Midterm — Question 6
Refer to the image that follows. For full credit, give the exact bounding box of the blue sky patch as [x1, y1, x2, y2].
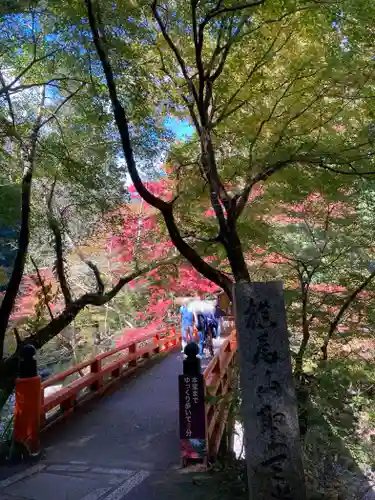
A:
[164, 117, 194, 140]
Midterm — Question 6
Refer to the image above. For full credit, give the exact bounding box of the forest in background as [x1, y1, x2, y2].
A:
[2, 0, 375, 497]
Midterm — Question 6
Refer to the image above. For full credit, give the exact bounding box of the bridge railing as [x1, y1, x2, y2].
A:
[203, 328, 237, 458]
[13, 327, 180, 455]
[41, 327, 180, 429]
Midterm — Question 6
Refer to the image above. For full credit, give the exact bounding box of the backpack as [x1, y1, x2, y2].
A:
[206, 315, 218, 338]
[196, 313, 205, 331]
[207, 314, 218, 329]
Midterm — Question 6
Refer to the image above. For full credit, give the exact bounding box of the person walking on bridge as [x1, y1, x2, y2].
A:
[179, 301, 194, 352]
[214, 300, 225, 339]
[203, 310, 217, 357]
[195, 309, 206, 358]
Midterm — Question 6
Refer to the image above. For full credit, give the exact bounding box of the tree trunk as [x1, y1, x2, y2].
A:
[224, 227, 251, 283]
[0, 89, 45, 358]
[295, 282, 310, 378]
[0, 168, 32, 357]
[234, 281, 306, 500]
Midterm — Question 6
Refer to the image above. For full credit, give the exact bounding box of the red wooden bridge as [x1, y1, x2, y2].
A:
[1, 320, 237, 500]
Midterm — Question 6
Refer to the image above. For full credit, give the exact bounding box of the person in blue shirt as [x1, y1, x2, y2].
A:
[179, 303, 194, 351]
[195, 310, 206, 358]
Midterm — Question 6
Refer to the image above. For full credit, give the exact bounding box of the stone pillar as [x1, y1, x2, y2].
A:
[235, 281, 306, 500]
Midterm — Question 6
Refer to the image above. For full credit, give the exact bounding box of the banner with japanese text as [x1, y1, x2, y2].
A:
[178, 374, 207, 461]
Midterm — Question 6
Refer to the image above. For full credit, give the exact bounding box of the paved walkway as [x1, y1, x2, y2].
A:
[0, 341, 223, 500]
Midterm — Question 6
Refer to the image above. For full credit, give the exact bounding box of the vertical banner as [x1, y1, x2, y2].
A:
[178, 374, 207, 463]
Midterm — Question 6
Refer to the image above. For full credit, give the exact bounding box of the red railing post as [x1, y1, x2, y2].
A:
[129, 343, 137, 367]
[40, 388, 45, 429]
[111, 365, 121, 378]
[142, 341, 151, 359]
[14, 375, 42, 456]
[90, 359, 102, 391]
[154, 334, 160, 354]
[60, 395, 75, 414]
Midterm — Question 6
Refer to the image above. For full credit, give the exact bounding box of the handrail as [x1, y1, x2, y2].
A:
[203, 329, 237, 458]
[41, 327, 180, 429]
[43, 330, 169, 388]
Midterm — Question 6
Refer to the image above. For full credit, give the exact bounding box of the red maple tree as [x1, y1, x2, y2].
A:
[107, 182, 221, 341]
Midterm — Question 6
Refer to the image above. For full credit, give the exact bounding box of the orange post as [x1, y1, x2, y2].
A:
[14, 375, 42, 455]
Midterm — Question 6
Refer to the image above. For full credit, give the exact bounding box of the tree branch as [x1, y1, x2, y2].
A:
[235, 144, 375, 220]
[152, 1, 200, 107]
[182, 230, 221, 243]
[38, 84, 85, 130]
[212, 27, 292, 126]
[316, 163, 375, 176]
[47, 180, 72, 306]
[202, 0, 264, 26]
[0, 51, 58, 97]
[0, 256, 182, 385]
[85, 261, 105, 294]
[0, 87, 46, 358]
[210, 17, 246, 83]
[86, 0, 233, 299]
[294, 270, 312, 377]
[30, 256, 54, 321]
[13, 328, 22, 349]
[321, 270, 375, 360]
[235, 159, 290, 219]
[19, 257, 182, 350]
[191, 0, 205, 107]
[153, 1, 232, 216]
[7, 77, 89, 96]
[0, 69, 16, 127]
[205, 17, 226, 77]
[156, 45, 201, 131]
[63, 228, 105, 295]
